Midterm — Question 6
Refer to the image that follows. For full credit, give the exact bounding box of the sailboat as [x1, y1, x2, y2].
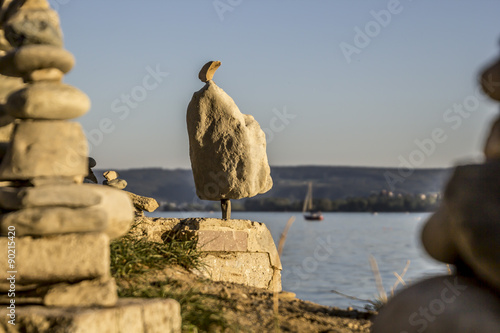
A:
[303, 182, 324, 221]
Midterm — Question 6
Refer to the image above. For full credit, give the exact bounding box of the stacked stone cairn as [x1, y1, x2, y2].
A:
[372, 53, 500, 332]
[187, 61, 273, 219]
[0, 0, 136, 309]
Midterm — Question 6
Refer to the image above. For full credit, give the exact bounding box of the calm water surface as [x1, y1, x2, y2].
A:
[147, 211, 447, 309]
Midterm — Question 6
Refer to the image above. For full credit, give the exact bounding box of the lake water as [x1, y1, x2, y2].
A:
[147, 211, 447, 309]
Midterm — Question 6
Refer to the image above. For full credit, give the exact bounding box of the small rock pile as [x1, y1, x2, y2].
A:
[372, 52, 500, 332]
[103, 170, 159, 216]
[0, 0, 134, 307]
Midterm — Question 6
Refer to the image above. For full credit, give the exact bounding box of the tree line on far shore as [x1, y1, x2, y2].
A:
[160, 191, 441, 213]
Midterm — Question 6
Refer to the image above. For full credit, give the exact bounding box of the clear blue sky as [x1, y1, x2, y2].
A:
[57, 0, 500, 170]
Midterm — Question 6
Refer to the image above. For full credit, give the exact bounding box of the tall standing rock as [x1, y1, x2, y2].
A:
[187, 61, 272, 218]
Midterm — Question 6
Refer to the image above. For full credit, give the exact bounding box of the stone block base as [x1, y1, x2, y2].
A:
[0, 298, 181, 333]
[130, 217, 282, 291]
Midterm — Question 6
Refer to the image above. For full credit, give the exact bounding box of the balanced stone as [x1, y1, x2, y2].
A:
[6, 81, 90, 119]
[0, 44, 74, 77]
[103, 170, 118, 181]
[444, 162, 500, 293]
[3, 7, 63, 47]
[0, 206, 107, 236]
[198, 60, 221, 82]
[372, 275, 500, 333]
[0, 120, 87, 180]
[0, 233, 110, 284]
[26, 67, 64, 82]
[187, 80, 272, 200]
[481, 57, 500, 101]
[104, 178, 127, 189]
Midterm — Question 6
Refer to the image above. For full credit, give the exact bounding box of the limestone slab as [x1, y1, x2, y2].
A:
[0, 233, 109, 284]
[43, 278, 117, 307]
[0, 298, 181, 333]
[6, 82, 90, 119]
[0, 44, 74, 78]
[0, 120, 87, 180]
[0, 184, 103, 210]
[93, 184, 134, 239]
[187, 80, 272, 200]
[125, 191, 159, 212]
[0, 206, 108, 236]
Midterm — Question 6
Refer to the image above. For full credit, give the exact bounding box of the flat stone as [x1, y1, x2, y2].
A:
[198, 60, 221, 82]
[444, 162, 500, 293]
[0, 44, 74, 78]
[6, 81, 90, 119]
[26, 67, 63, 82]
[0, 206, 107, 236]
[104, 178, 127, 190]
[0, 184, 103, 210]
[0, 298, 181, 333]
[4, 8, 63, 47]
[125, 190, 159, 212]
[29, 175, 84, 186]
[372, 275, 500, 333]
[129, 217, 282, 291]
[187, 80, 273, 200]
[43, 278, 117, 307]
[0, 233, 109, 284]
[0, 120, 87, 180]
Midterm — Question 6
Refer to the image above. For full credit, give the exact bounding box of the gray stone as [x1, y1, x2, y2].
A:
[4, 7, 63, 47]
[372, 275, 500, 333]
[6, 81, 90, 119]
[43, 278, 117, 307]
[125, 190, 159, 212]
[0, 44, 74, 78]
[0, 206, 107, 236]
[444, 162, 500, 293]
[0, 233, 110, 284]
[187, 80, 272, 200]
[481, 57, 500, 101]
[0, 183, 103, 210]
[0, 298, 181, 333]
[0, 120, 88, 180]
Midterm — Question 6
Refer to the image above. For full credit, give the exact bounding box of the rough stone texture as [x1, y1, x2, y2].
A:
[0, 233, 109, 284]
[0, 184, 102, 210]
[198, 60, 221, 82]
[0, 44, 74, 77]
[103, 170, 118, 181]
[130, 217, 282, 291]
[0, 74, 24, 142]
[125, 190, 159, 212]
[444, 162, 500, 293]
[187, 80, 272, 200]
[372, 275, 500, 333]
[0, 298, 181, 333]
[4, 7, 63, 47]
[0, 206, 108, 236]
[104, 178, 127, 190]
[6, 82, 90, 119]
[484, 115, 500, 160]
[43, 278, 117, 307]
[0, 120, 87, 180]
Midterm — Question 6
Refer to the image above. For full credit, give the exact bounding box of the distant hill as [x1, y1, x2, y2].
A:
[95, 166, 452, 205]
